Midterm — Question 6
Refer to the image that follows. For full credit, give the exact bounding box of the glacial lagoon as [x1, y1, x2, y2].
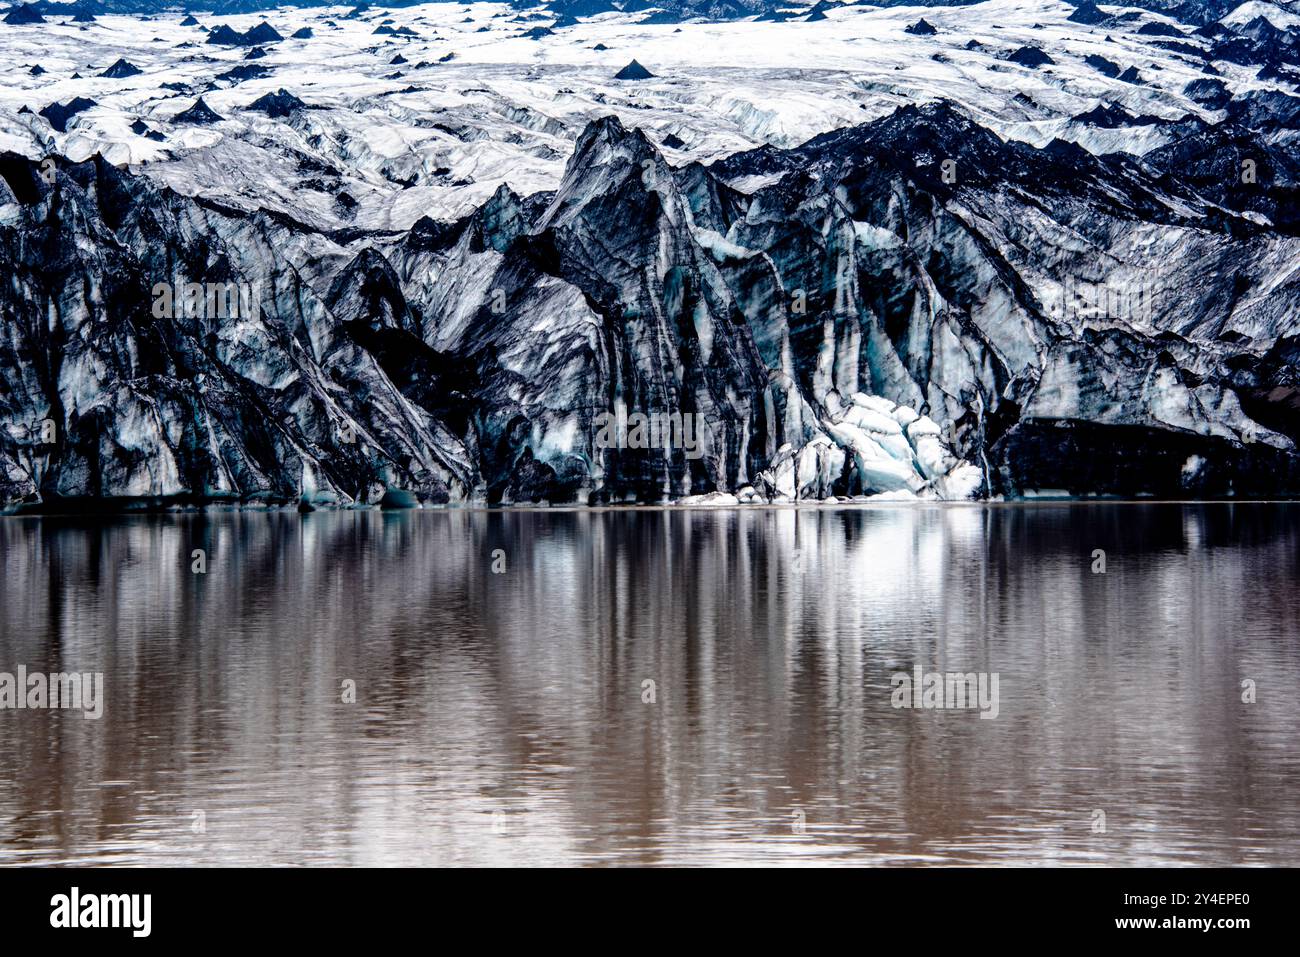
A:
[1, 503, 1298, 865]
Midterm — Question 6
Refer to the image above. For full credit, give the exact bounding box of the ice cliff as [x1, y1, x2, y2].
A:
[3, 98, 1300, 508]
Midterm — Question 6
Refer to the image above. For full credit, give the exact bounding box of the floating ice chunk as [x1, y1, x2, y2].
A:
[678, 491, 740, 506]
[859, 490, 918, 502]
[820, 394, 982, 499]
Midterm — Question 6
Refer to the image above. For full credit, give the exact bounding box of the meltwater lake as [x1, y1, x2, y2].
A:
[1, 503, 1298, 866]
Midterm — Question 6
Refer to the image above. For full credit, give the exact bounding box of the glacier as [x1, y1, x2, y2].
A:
[2, 0, 1300, 508]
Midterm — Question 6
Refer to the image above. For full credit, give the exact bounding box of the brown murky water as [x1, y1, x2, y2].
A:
[1, 503, 1298, 866]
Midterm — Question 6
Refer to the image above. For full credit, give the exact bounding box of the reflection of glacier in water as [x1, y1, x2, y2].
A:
[1, 504, 1298, 865]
